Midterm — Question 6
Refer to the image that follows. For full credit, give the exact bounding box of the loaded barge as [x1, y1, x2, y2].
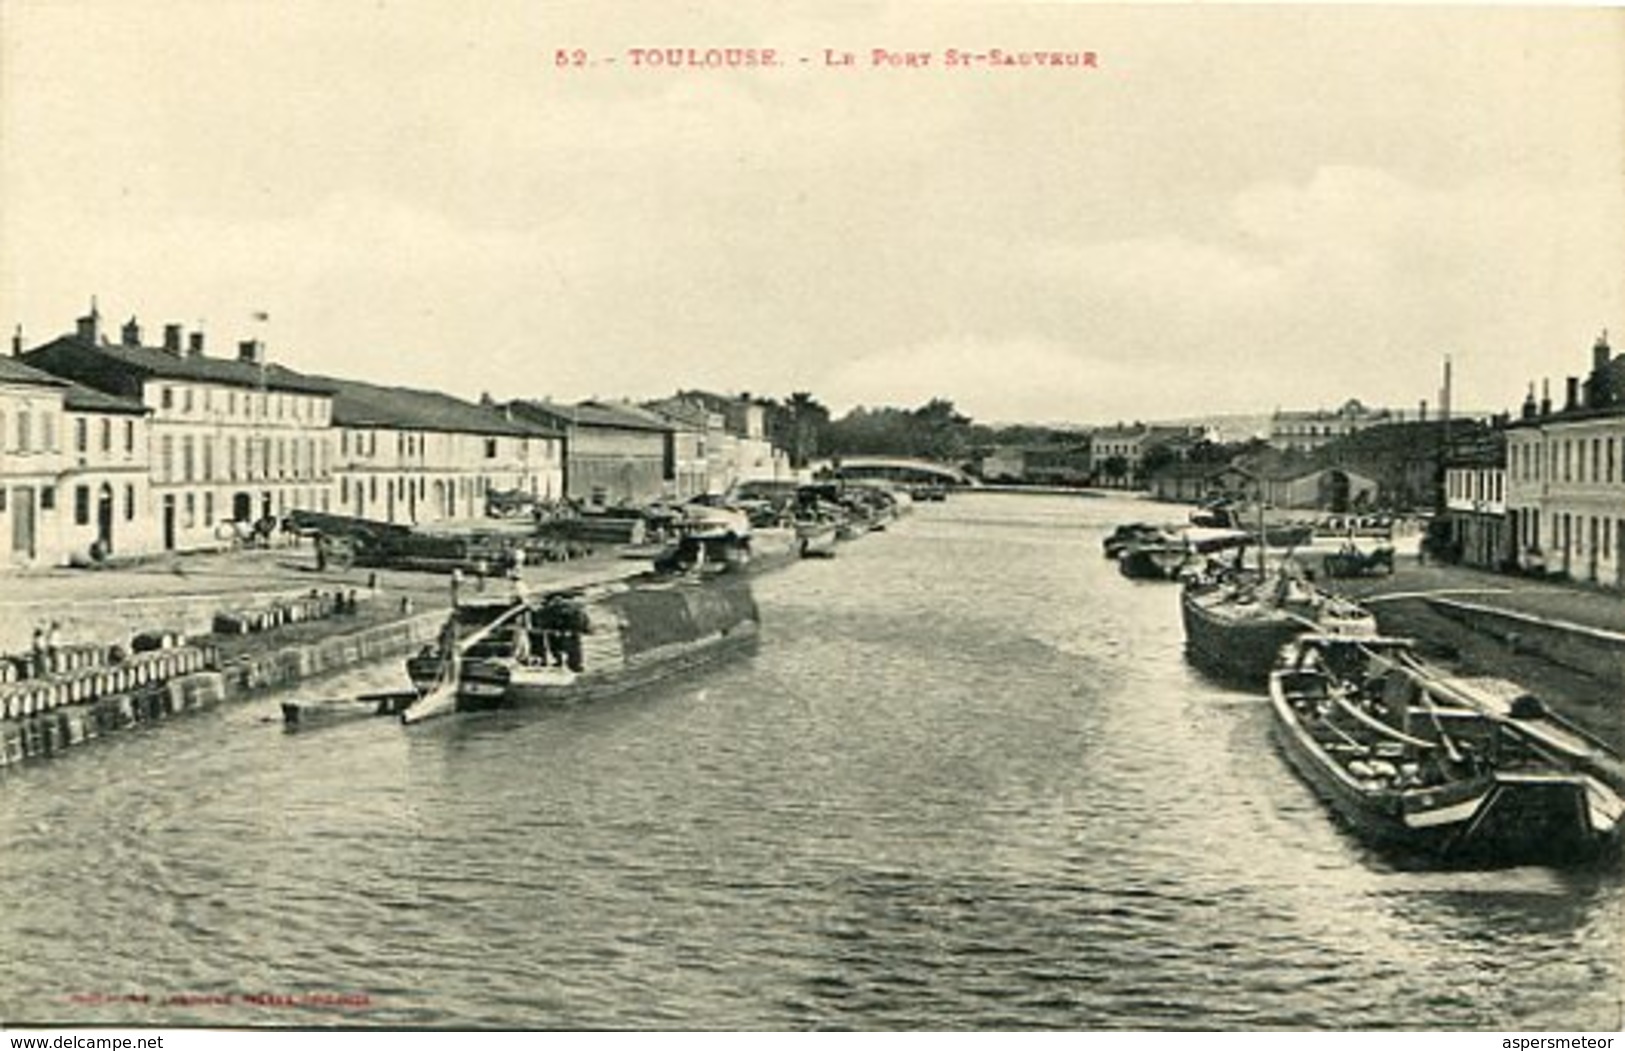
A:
[399, 574, 759, 723]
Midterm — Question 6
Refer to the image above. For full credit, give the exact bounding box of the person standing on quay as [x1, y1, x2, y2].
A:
[45, 621, 63, 673]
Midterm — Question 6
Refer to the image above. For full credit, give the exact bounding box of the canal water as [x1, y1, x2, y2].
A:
[0, 493, 1618, 1030]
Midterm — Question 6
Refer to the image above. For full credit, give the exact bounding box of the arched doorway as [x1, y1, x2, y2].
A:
[1319, 470, 1352, 514]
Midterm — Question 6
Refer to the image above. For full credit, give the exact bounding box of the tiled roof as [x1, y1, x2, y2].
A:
[509, 399, 672, 433]
[28, 336, 334, 395]
[320, 376, 558, 437]
[0, 355, 69, 388]
[61, 383, 146, 415]
[642, 397, 713, 431]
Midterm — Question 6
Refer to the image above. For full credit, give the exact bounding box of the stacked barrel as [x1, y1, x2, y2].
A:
[212, 592, 339, 635]
[0, 638, 219, 768]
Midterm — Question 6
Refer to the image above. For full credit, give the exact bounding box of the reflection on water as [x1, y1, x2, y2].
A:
[0, 493, 1618, 1029]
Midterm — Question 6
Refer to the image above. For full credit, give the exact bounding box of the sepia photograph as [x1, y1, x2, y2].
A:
[0, 0, 1621, 1035]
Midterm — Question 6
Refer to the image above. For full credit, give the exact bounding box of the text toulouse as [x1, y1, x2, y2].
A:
[556, 48, 1099, 69]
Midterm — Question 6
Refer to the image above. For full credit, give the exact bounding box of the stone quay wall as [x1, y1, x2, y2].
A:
[1426, 597, 1625, 687]
[0, 609, 445, 770]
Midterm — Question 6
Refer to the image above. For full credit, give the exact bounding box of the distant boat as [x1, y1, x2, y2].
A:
[795, 517, 839, 558]
[1181, 568, 1376, 684]
[1269, 634, 1623, 866]
[1117, 526, 1250, 581]
[1102, 522, 1169, 560]
[281, 690, 416, 728]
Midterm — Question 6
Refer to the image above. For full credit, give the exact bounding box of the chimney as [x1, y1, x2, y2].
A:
[1440, 355, 1452, 422]
[1418, 399, 1428, 422]
[1522, 382, 1538, 420]
[237, 338, 265, 366]
[75, 298, 102, 343]
[11, 325, 22, 358]
[121, 316, 142, 347]
[163, 324, 184, 355]
[188, 331, 205, 356]
[1594, 330, 1612, 373]
[1564, 376, 1580, 411]
[1540, 379, 1552, 416]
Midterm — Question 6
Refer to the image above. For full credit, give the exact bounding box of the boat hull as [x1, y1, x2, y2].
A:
[462, 621, 759, 710]
[449, 577, 761, 715]
[1181, 591, 1302, 685]
[1269, 656, 1616, 866]
[1118, 545, 1186, 580]
[796, 522, 839, 558]
[282, 691, 415, 728]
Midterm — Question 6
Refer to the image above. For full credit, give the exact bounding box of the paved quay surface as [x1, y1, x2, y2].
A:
[0, 541, 659, 654]
[1319, 554, 1625, 750]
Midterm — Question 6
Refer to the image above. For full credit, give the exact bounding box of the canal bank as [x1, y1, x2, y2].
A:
[1319, 559, 1625, 750]
[0, 527, 806, 770]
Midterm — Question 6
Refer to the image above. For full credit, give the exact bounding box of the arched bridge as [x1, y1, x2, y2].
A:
[812, 457, 979, 487]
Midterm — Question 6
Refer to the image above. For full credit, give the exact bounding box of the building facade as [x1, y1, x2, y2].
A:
[643, 397, 725, 499]
[326, 379, 563, 525]
[507, 400, 671, 505]
[1442, 429, 1509, 569]
[675, 390, 789, 490]
[0, 358, 69, 568]
[1269, 399, 1399, 453]
[27, 311, 338, 552]
[1506, 334, 1625, 586]
[58, 382, 157, 563]
[0, 354, 155, 569]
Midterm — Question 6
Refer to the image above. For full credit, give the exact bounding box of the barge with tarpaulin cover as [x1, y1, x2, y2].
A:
[1181, 565, 1376, 685]
[400, 573, 759, 723]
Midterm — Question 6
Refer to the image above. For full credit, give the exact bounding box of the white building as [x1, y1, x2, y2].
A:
[325, 377, 563, 524]
[26, 308, 337, 551]
[1505, 334, 1625, 587]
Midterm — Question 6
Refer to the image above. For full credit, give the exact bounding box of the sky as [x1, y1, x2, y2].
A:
[2, 2, 1621, 426]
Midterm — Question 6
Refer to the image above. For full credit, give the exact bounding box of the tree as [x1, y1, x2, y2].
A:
[776, 391, 830, 469]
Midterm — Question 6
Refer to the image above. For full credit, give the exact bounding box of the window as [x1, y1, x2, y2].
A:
[40, 487, 54, 510]
[42, 412, 54, 451]
[203, 437, 214, 481]
[182, 436, 195, 482]
[183, 388, 194, 414]
[100, 418, 111, 453]
[17, 408, 30, 452]
[228, 436, 239, 480]
[125, 419, 135, 454]
[204, 492, 214, 526]
[185, 492, 196, 529]
[124, 484, 136, 521]
[74, 485, 90, 525]
[159, 436, 174, 483]
[341, 477, 350, 503]
[161, 386, 174, 410]
[228, 391, 237, 415]
[484, 438, 498, 459]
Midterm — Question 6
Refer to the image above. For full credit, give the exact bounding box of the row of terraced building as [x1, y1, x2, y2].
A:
[0, 304, 787, 570]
